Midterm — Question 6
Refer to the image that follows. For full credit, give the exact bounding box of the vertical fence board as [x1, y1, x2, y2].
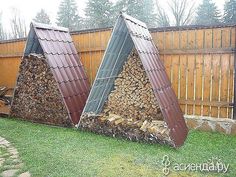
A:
[195, 54, 203, 115]
[229, 55, 235, 118]
[172, 55, 180, 97]
[220, 54, 230, 118]
[187, 55, 195, 115]
[203, 54, 212, 116]
[211, 54, 221, 117]
[163, 55, 172, 80]
[164, 31, 172, 50]
[179, 55, 187, 113]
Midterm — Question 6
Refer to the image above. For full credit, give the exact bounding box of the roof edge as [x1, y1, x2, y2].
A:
[121, 13, 147, 29]
[31, 22, 69, 32]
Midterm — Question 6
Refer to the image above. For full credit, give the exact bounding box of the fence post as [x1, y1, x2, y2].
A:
[234, 27, 236, 120]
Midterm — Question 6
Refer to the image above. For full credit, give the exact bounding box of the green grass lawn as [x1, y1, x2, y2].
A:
[0, 117, 235, 177]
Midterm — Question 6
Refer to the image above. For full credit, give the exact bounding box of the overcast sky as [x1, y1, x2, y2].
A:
[0, 0, 226, 31]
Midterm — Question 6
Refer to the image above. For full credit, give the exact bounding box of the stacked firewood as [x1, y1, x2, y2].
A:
[80, 113, 173, 145]
[10, 54, 72, 126]
[80, 50, 173, 145]
[103, 50, 163, 121]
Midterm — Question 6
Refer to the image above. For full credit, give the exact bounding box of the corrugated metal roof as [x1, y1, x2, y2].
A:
[81, 13, 188, 147]
[24, 22, 90, 125]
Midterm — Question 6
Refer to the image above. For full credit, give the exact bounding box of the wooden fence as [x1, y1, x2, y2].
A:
[0, 25, 235, 119]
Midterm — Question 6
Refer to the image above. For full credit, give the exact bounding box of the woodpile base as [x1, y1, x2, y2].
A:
[10, 54, 72, 126]
[80, 50, 174, 146]
[79, 113, 173, 146]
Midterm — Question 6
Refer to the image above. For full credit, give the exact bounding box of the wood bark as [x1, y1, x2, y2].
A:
[10, 54, 72, 126]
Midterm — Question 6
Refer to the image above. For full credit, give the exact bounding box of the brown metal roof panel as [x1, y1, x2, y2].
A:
[148, 54, 163, 70]
[78, 79, 89, 97]
[77, 78, 90, 97]
[70, 111, 81, 125]
[45, 29, 57, 41]
[73, 65, 87, 80]
[58, 55, 69, 68]
[64, 67, 75, 81]
[64, 54, 86, 78]
[141, 53, 155, 70]
[43, 29, 54, 41]
[65, 54, 78, 67]
[35, 28, 69, 43]
[58, 82, 70, 98]
[35, 28, 47, 40]
[70, 81, 81, 96]
[60, 41, 70, 55]
[58, 31, 72, 42]
[56, 55, 66, 68]
[52, 30, 64, 42]
[73, 94, 85, 111]
[70, 96, 79, 112]
[73, 78, 85, 94]
[38, 39, 50, 53]
[71, 54, 81, 66]
[51, 68, 63, 84]
[60, 68, 71, 82]
[52, 67, 67, 83]
[63, 82, 75, 97]
[39, 40, 62, 55]
[64, 81, 76, 96]
[52, 41, 65, 54]
[153, 70, 170, 89]
[76, 56, 84, 66]
[52, 54, 64, 68]
[45, 54, 58, 68]
[56, 41, 67, 54]
[69, 42, 79, 55]
[70, 67, 81, 80]
[64, 97, 75, 112]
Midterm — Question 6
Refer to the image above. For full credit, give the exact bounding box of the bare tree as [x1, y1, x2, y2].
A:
[155, 0, 170, 27]
[0, 12, 7, 40]
[10, 8, 27, 39]
[168, 0, 196, 26]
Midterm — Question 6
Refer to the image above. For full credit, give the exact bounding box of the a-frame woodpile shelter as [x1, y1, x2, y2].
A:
[79, 13, 188, 147]
[10, 22, 90, 126]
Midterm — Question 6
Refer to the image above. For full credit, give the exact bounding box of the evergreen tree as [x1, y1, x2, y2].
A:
[84, 0, 115, 29]
[223, 0, 236, 24]
[57, 0, 80, 31]
[33, 9, 51, 24]
[195, 0, 221, 25]
[114, 0, 157, 27]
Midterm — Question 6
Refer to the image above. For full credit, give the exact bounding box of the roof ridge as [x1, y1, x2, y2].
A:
[121, 12, 147, 29]
[31, 22, 69, 32]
